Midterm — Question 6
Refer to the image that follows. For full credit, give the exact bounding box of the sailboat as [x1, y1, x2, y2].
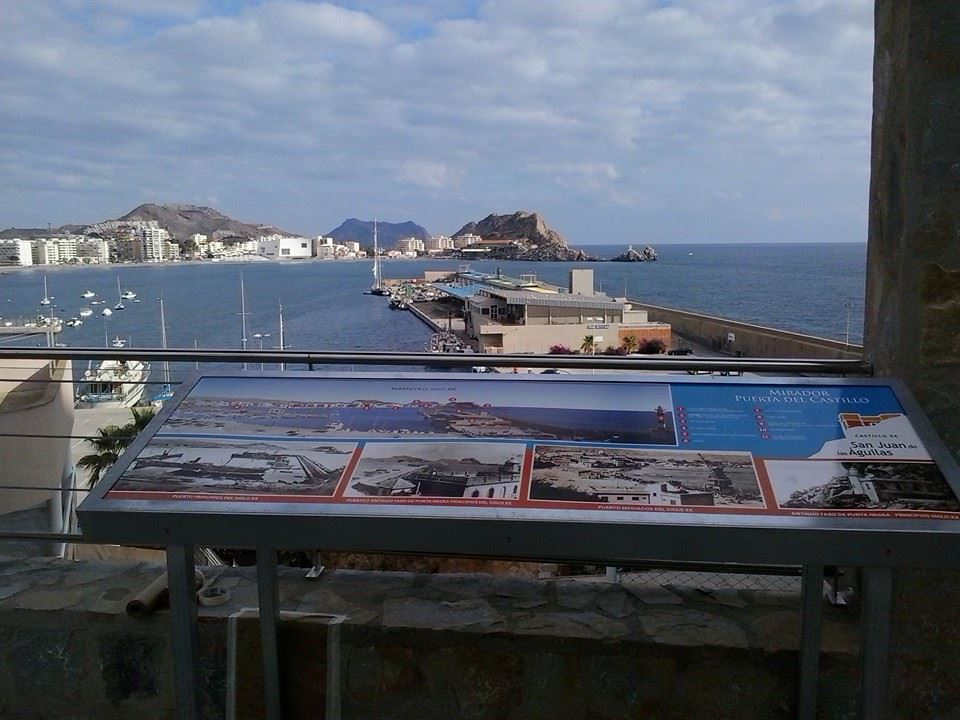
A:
[364, 219, 390, 296]
[40, 276, 53, 306]
[152, 297, 174, 405]
[114, 277, 125, 310]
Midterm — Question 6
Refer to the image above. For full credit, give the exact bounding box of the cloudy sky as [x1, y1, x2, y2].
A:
[1, 0, 873, 244]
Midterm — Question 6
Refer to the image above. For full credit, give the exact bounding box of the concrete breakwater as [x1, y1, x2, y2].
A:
[633, 301, 863, 360]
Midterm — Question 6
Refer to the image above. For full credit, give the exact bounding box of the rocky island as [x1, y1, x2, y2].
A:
[610, 244, 658, 262]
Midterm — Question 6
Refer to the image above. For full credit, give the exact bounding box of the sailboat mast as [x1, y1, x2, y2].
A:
[278, 300, 285, 372]
[159, 297, 170, 385]
[240, 273, 248, 370]
[374, 218, 381, 290]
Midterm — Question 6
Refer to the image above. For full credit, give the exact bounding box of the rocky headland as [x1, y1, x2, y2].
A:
[454, 211, 596, 261]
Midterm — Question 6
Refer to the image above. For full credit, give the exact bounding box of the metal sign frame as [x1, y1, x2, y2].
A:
[79, 371, 960, 568]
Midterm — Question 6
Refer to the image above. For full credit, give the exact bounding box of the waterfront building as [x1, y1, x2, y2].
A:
[396, 236, 424, 254]
[436, 268, 671, 354]
[452, 233, 482, 248]
[141, 227, 173, 262]
[112, 236, 145, 262]
[190, 233, 208, 246]
[31, 236, 79, 265]
[257, 235, 313, 260]
[425, 235, 454, 252]
[0, 239, 33, 266]
[75, 238, 109, 264]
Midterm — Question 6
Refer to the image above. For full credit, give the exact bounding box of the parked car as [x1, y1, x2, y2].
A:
[667, 347, 694, 356]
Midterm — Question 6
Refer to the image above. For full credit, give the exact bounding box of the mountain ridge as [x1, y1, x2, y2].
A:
[326, 218, 431, 246]
[118, 203, 295, 240]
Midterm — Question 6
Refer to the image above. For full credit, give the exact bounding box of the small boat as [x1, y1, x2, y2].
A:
[114, 302, 125, 311]
[389, 297, 408, 310]
[77, 359, 151, 409]
[111, 336, 126, 348]
[90, 300, 102, 305]
[81, 290, 95, 298]
[66, 318, 83, 327]
[79, 308, 93, 317]
[121, 290, 137, 300]
[101, 307, 113, 317]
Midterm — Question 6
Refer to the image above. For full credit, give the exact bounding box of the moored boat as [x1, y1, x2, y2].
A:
[364, 220, 390, 296]
[77, 358, 151, 409]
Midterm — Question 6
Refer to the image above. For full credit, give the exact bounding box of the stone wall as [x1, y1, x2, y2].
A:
[633, 303, 863, 360]
[868, 3, 960, 719]
[0, 556, 861, 720]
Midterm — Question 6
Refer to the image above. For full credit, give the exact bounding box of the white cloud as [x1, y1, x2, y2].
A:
[397, 160, 462, 190]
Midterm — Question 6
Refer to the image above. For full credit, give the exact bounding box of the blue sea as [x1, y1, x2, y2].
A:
[0, 243, 866, 363]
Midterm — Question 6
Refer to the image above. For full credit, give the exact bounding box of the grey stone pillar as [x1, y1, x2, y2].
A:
[868, 3, 960, 718]
[867, 1, 960, 452]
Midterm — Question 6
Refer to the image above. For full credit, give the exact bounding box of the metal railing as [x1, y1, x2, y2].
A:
[0, 345, 872, 374]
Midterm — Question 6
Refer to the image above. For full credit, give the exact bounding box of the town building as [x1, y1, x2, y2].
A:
[31, 236, 80, 265]
[452, 233, 482, 248]
[141, 227, 176, 262]
[257, 235, 313, 260]
[75, 238, 110, 264]
[112, 236, 145, 262]
[395, 237, 424, 254]
[425, 235, 454, 253]
[0, 239, 33, 266]
[435, 268, 671, 354]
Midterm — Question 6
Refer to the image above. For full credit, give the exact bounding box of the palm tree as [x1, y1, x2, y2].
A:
[580, 335, 595, 354]
[622, 335, 638, 354]
[77, 407, 157, 487]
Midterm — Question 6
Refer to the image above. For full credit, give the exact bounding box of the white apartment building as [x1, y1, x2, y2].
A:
[190, 233, 208, 245]
[425, 235, 454, 252]
[0, 239, 33, 266]
[314, 236, 335, 257]
[343, 241, 361, 255]
[141, 227, 172, 262]
[32, 236, 79, 265]
[453, 233, 482, 249]
[396, 236, 424, 253]
[257, 235, 313, 260]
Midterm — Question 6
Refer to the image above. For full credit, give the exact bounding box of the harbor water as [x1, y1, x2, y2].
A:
[0, 242, 866, 358]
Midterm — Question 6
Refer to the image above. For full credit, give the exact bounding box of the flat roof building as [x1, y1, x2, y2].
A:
[435, 268, 671, 354]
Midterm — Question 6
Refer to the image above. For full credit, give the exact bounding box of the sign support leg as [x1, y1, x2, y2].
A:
[798, 564, 824, 720]
[257, 546, 282, 720]
[167, 544, 201, 720]
[860, 566, 892, 720]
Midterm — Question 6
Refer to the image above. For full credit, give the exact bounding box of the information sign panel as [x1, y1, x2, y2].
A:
[78, 372, 960, 567]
